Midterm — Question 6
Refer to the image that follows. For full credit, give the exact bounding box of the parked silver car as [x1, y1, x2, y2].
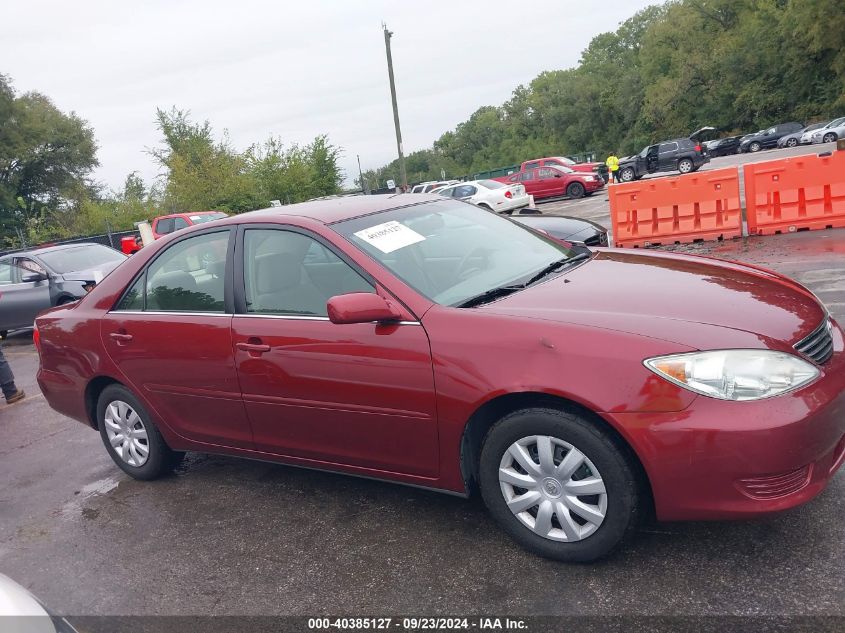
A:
[778, 121, 827, 147]
[0, 242, 126, 338]
[809, 116, 845, 144]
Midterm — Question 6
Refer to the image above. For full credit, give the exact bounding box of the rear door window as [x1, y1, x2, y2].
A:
[156, 218, 175, 234]
[173, 217, 190, 231]
[134, 231, 230, 312]
[0, 260, 12, 285]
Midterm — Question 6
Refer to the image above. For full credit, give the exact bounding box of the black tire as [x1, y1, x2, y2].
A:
[786, 137, 798, 148]
[566, 182, 586, 199]
[823, 132, 837, 143]
[97, 384, 184, 480]
[677, 158, 694, 174]
[479, 407, 642, 562]
[749, 141, 761, 152]
[619, 167, 635, 182]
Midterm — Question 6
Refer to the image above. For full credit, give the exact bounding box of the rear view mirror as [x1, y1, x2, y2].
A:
[327, 293, 402, 325]
[22, 272, 47, 283]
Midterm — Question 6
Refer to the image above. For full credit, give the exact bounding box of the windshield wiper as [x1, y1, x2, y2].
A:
[523, 252, 590, 286]
[455, 285, 525, 308]
[455, 253, 590, 309]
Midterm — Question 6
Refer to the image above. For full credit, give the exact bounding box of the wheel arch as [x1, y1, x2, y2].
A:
[84, 375, 124, 429]
[459, 391, 654, 514]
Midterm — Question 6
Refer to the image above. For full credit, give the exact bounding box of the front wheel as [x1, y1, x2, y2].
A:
[97, 384, 184, 480]
[749, 142, 761, 152]
[823, 132, 837, 143]
[619, 167, 635, 182]
[566, 182, 586, 199]
[677, 158, 694, 174]
[479, 407, 642, 562]
[786, 137, 798, 148]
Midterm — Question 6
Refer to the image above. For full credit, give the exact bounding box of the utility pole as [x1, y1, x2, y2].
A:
[383, 23, 407, 191]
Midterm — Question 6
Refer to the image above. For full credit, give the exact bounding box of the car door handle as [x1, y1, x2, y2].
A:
[109, 332, 133, 342]
[236, 342, 271, 353]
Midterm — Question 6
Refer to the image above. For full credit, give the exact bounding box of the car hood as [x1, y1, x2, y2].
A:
[478, 250, 826, 350]
[57, 259, 124, 283]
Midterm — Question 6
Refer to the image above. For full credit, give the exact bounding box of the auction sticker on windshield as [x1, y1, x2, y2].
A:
[354, 221, 425, 253]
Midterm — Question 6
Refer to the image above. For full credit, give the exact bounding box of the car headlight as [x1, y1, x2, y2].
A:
[644, 350, 819, 401]
[583, 176, 595, 181]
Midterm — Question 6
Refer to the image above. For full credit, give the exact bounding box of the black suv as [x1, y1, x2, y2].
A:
[739, 122, 804, 153]
[617, 128, 712, 182]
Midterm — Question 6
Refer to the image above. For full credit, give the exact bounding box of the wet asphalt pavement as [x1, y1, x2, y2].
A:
[1, 146, 844, 620]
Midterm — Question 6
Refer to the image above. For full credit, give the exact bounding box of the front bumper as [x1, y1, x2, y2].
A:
[606, 327, 845, 521]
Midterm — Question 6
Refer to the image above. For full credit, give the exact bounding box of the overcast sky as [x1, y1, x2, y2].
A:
[2, 0, 655, 191]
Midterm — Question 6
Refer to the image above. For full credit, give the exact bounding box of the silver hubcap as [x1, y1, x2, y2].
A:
[679, 161, 692, 173]
[499, 435, 607, 542]
[104, 400, 150, 467]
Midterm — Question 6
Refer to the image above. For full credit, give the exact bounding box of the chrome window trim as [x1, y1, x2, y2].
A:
[109, 310, 230, 317]
[109, 310, 420, 326]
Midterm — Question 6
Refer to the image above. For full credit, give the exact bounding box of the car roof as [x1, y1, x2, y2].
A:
[240, 193, 446, 225]
[1, 242, 105, 259]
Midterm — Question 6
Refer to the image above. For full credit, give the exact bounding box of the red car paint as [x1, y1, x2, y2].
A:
[151, 211, 228, 240]
[496, 165, 604, 200]
[35, 195, 845, 523]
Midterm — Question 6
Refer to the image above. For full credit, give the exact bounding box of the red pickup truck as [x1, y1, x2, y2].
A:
[495, 164, 605, 200]
[520, 156, 608, 182]
[121, 211, 229, 254]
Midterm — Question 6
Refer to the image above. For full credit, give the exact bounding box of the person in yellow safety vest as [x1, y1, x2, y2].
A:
[606, 153, 620, 183]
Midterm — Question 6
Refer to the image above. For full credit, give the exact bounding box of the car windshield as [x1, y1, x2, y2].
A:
[37, 244, 126, 273]
[333, 201, 579, 307]
[638, 146, 649, 158]
[188, 212, 228, 224]
[478, 179, 505, 189]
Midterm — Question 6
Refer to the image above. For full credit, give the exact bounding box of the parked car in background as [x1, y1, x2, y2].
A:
[0, 242, 126, 339]
[778, 122, 828, 148]
[810, 117, 845, 144]
[705, 135, 742, 157]
[511, 214, 609, 246]
[432, 179, 529, 214]
[496, 165, 604, 199]
[739, 122, 804, 152]
[617, 133, 710, 182]
[520, 156, 609, 183]
[121, 211, 229, 255]
[411, 180, 459, 194]
[35, 195, 845, 562]
[152, 211, 229, 239]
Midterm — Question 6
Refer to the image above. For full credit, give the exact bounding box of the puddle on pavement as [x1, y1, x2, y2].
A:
[59, 476, 120, 520]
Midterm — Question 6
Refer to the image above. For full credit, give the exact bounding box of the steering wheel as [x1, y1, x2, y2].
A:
[455, 247, 488, 282]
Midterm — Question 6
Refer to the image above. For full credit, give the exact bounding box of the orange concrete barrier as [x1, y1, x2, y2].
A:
[609, 168, 742, 248]
[745, 151, 845, 235]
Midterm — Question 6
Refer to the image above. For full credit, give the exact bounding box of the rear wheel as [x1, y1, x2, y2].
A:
[479, 407, 642, 562]
[678, 158, 694, 174]
[619, 167, 635, 182]
[786, 137, 798, 148]
[749, 141, 761, 152]
[97, 384, 184, 480]
[823, 132, 837, 143]
[0, 330, 7, 340]
[566, 182, 586, 199]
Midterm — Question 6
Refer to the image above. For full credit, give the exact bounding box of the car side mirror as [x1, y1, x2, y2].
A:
[327, 293, 403, 325]
[21, 272, 47, 283]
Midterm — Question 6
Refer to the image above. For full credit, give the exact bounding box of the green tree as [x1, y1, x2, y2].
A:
[0, 74, 98, 245]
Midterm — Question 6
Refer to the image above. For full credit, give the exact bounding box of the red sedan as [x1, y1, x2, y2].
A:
[497, 165, 604, 200]
[35, 196, 845, 561]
